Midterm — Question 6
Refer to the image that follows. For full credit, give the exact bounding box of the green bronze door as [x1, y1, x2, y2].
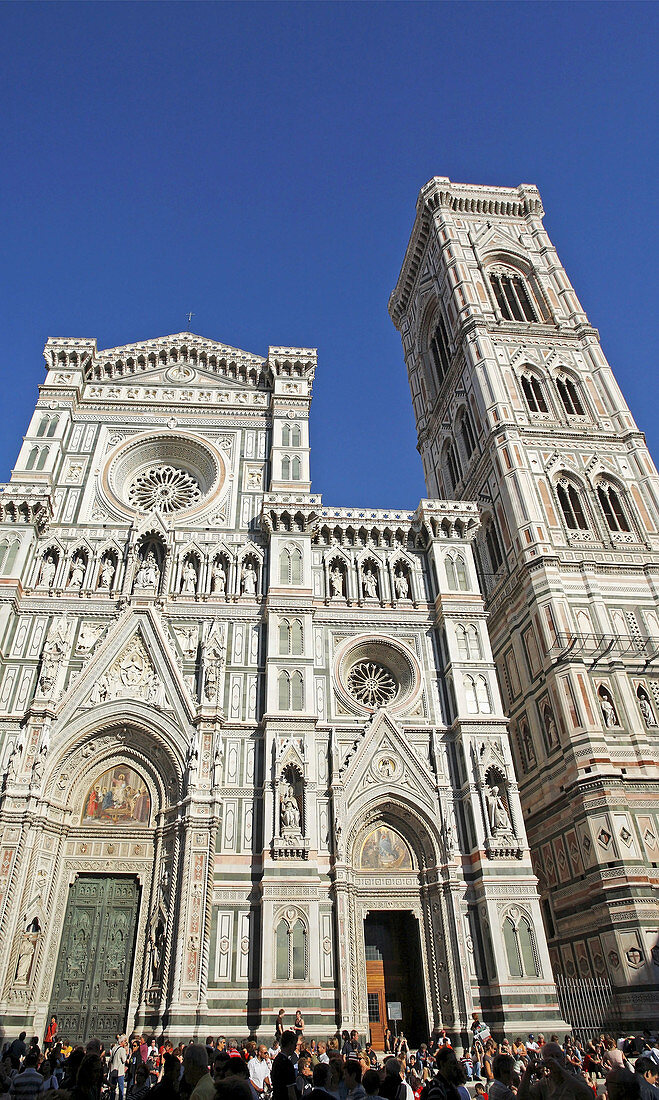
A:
[49, 875, 140, 1043]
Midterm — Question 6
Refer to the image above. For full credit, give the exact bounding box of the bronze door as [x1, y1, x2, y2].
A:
[49, 875, 140, 1044]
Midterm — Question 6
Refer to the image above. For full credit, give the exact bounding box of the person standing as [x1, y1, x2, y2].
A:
[44, 1017, 58, 1051]
[272, 1032, 298, 1100]
[109, 1037, 128, 1100]
[293, 1014, 305, 1042]
[183, 1046, 215, 1100]
[249, 1046, 272, 1098]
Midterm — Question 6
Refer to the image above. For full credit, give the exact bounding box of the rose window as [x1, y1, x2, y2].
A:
[347, 661, 397, 707]
[127, 465, 201, 513]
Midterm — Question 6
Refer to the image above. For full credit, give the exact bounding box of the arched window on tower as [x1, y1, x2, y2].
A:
[290, 619, 303, 655]
[489, 269, 540, 322]
[291, 424, 301, 447]
[291, 670, 304, 711]
[279, 546, 303, 586]
[429, 316, 451, 388]
[446, 552, 468, 592]
[484, 520, 504, 573]
[520, 373, 549, 414]
[281, 455, 291, 480]
[278, 670, 291, 710]
[556, 375, 585, 417]
[281, 424, 291, 447]
[458, 408, 477, 459]
[556, 480, 589, 532]
[597, 483, 631, 534]
[291, 456, 302, 481]
[445, 442, 461, 492]
[26, 447, 39, 471]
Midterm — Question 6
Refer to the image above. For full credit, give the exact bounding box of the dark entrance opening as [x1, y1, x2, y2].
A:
[49, 874, 140, 1044]
[364, 911, 426, 1048]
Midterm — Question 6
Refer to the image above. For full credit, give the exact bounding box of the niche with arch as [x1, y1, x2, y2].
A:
[597, 684, 620, 728]
[179, 552, 201, 596]
[360, 559, 380, 600]
[484, 766, 512, 836]
[134, 536, 166, 593]
[636, 685, 657, 727]
[210, 553, 229, 596]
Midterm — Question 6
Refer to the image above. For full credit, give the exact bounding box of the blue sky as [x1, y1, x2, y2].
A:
[1, 1, 657, 508]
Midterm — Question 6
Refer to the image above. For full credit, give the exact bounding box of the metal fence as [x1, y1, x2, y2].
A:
[555, 974, 621, 1039]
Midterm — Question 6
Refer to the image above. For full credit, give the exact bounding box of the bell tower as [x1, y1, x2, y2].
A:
[389, 177, 659, 1026]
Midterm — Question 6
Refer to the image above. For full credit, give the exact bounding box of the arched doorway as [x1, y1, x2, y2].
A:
[343, 805, 447, 1048]
[5, 710, 186, 1044]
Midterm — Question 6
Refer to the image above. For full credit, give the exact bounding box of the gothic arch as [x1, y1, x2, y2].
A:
[552, 366, 588, 418]
[345, 793, 443, 873]
[552, 470, 593, 534]
[481, 252, 549, 323]
[42, 708, 187, 812]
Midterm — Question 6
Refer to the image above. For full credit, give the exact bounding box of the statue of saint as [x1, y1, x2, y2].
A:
[211, 560, 226, 595]
[486, 785, 511, 833]
[242, 562, 257, 597]
[543, 708, 558, 747]
[7, 740, 23, 781]
[136, 550, 159, 589]
[362, 567, 378, 599]
[280, 782, 301, 830]
[638, 695, 656, 726]
[394, 568, 409, 599]
[67, 555, 85, 589]
[600, 695, 618, 728]
[38, 554, 57, 588]
[329, 567, 344, 597]
[15, 932, 37, 984]
[99, 557, 115, 589]
[181, 559, 197, 595]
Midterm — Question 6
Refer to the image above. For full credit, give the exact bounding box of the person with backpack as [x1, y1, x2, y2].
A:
[420, 1048, 464, 1100]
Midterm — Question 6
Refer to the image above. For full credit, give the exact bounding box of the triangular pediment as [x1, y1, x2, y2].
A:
[55, 607, 196, 728]
[472, 222, 529, 263]
[339, 710, 435, 811]
[86, 333, 270, 389]
[97, 333, 266, 364]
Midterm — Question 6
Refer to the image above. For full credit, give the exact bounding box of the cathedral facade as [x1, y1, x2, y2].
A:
[0, 324, 561, 1043]
[389, 176, 659, 1028]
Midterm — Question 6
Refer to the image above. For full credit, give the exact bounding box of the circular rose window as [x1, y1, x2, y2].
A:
[127, 465, 201, 513]
[334, 634, 422, 715]
[102, 432, 225, 519]
[347, 661, 397, 707]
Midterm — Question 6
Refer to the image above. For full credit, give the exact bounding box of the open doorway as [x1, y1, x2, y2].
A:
[364, 910, 426, 1048]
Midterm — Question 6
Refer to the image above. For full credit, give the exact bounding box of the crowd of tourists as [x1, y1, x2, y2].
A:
[1, 1014, 658, 1100]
